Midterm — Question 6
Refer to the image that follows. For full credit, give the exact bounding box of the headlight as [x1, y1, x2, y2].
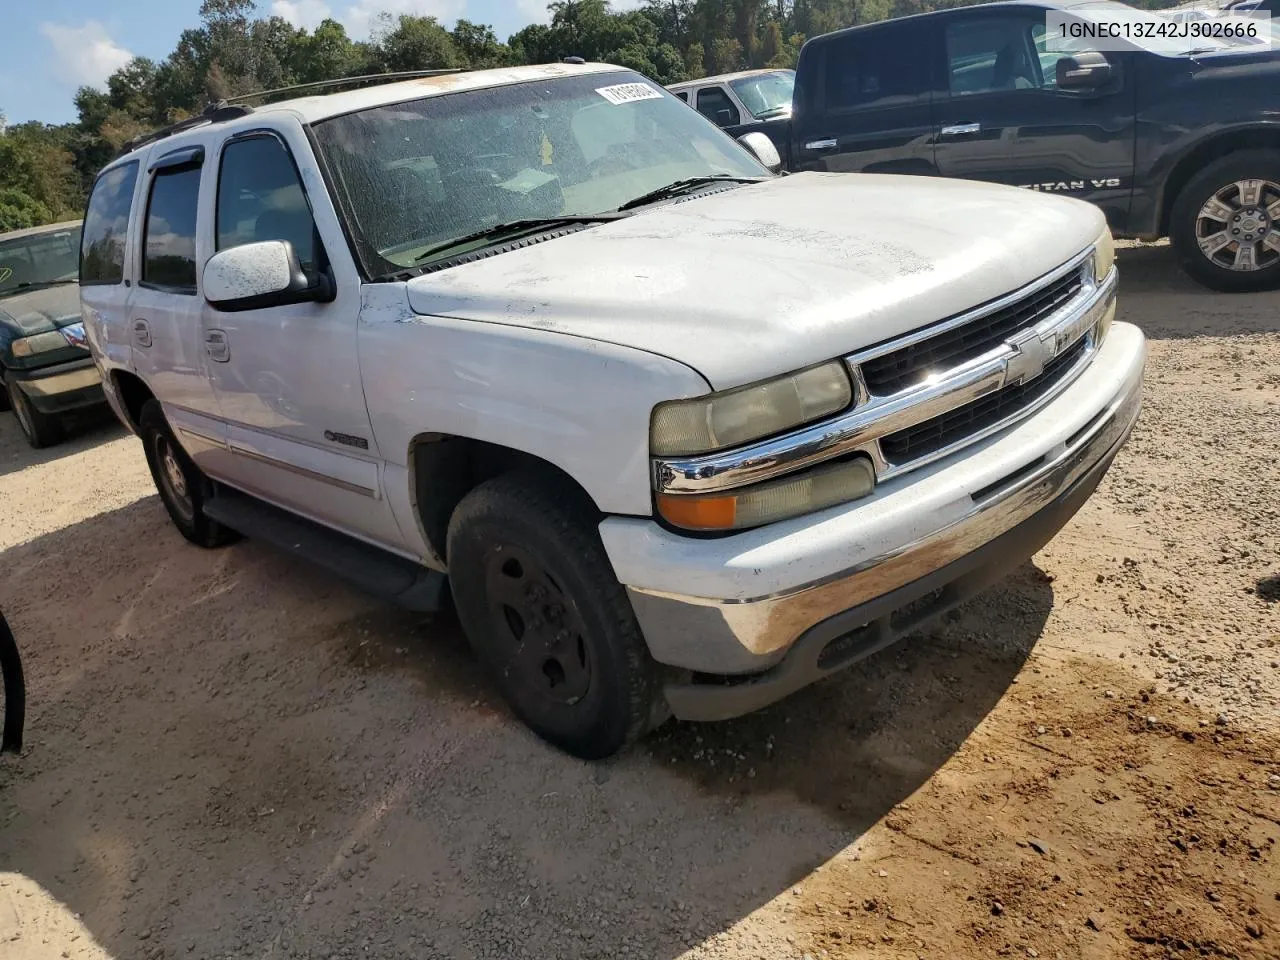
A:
[1093, 227, 1115, 281]
[10, 331, 67, 358]
[650, 361, 853, 457]
[657, 455, 876, 531]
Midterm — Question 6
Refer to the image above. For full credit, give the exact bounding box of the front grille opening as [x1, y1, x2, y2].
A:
[970, 455, 1047, 503]
[861, 268, 1083, 396]
[889, 587, 949, 631]
[882, 336, 1089, 465]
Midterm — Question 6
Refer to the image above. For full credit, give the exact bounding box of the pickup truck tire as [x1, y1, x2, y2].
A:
[447, 472, 667, 759]
[139, 400, 239, 549]
[6, 379, 63, 449]
[1170, 150, 1280, 293]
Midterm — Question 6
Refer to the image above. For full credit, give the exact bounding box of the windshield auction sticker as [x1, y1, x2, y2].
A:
[1045, 10, 1274, 53]
[595, 83, 664, 106]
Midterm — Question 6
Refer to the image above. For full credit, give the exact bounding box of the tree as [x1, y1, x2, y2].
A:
[375, 14, 464, 72]
[0, 188, 52, 232]
[452, 20, 513, 69]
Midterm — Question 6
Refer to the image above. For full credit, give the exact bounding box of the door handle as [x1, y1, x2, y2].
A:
[804, 138, 839, 152]
[940, 122, 982, 137]
[205, 329, 230, 363]
[132, 319, 152, 348]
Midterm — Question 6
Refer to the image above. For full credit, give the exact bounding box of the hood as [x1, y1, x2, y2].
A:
[405, 173, 1104, 390]
[0, 283, 83, 337]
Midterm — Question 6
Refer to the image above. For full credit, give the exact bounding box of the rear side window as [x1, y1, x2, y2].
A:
[216, 135, 319, 273]
[142, 166, 201, 293]
[674, 90, 689, 103]
[80, 161, 139, 286]
[821, 30, 928, 111]
[696, 87, 740, 126]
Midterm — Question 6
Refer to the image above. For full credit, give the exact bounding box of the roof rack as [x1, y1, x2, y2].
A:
[115, 69, 466, 158]
[222, 69, 465, 106]
[118, 102, 254, 157]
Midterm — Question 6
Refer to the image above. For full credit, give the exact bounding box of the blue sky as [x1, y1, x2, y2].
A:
[1, 0, 640, 126]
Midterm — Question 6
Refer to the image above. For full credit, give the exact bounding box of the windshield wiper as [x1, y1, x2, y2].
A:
[412, 214, 629, 264]
[616, 175, 768, 212]
[755, 106, 791, 120]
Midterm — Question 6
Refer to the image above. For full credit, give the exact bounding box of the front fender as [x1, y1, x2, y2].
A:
[358, 284, 711, 517]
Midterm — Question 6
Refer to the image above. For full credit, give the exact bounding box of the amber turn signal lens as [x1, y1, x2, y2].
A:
[656, 493, 737, 531]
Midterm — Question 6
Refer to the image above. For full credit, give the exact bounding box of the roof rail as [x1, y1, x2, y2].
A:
[114, 69, 466, 158]
[221, 69, 466, 106]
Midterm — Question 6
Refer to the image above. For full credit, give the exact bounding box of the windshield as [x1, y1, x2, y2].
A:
[0, 226, 82, 297]
[728, 71, 795, 119]
[312, 71, 769, 274]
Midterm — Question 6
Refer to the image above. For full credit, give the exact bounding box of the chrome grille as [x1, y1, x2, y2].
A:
[880, 336, 1090, 464]
[861, 269, 1084, 395]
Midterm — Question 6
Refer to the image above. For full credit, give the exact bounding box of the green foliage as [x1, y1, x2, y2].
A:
[14, 0, 1016, 231]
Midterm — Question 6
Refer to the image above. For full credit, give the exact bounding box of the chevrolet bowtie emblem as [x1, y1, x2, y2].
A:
[1004, 329, 1053, 386]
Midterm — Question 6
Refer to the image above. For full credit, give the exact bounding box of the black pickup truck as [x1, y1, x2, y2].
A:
[774, 0, 1280, 292]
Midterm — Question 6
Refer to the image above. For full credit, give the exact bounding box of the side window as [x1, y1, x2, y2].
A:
[216, 135, 319, 273]
[946, 18, 1042, 95]
[142, 165, 201, 293]
[820, 30, 929, 111]
[81, 161, 140, 286]
[696, 87, 740, 127]
[675, 91, 689, 103]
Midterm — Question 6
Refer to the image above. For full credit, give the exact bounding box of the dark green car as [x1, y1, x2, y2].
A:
[0, 220, 107, 448]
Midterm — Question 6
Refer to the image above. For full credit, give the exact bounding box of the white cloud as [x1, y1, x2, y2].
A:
[272, 0, 334, 30]
[340, 0, 467, 39]
[39, 21, 134, 88]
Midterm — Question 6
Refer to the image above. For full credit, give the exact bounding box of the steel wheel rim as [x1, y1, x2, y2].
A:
[483, 544, 592, 708]
[1195, 178, 1280, 273]
[154, 435, 195, 523]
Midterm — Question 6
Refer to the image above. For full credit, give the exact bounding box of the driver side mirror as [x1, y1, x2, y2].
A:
[1056, 51, 1113, 90]
[737, 132, 782, 174]
[203, 240, 333, 312]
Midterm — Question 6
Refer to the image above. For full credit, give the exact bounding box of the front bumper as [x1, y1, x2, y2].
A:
[600, 321, 1146, 719]
[9, 357, 105, 415]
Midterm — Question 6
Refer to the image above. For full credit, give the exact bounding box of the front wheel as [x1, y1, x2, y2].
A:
[139, 399, 239, 549]
[446, 471, 667, 759]
[1170, 150, 1280, 293]
[6, 379, 63, 449]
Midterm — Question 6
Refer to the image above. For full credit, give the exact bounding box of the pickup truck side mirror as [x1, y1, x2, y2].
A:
[203, 240, 333, 312]
[737, 131, 783, 174]
[1056, 51, 1113, 90]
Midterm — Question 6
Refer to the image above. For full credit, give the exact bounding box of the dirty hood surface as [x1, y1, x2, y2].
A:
[406, 172, 1104, 390]
[0, 283, 83, 337]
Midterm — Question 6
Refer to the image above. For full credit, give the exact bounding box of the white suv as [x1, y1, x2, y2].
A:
[81, 62, 1145, 758]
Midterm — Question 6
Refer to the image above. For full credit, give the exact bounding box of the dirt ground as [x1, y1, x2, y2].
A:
[0, 242, 1277, 960]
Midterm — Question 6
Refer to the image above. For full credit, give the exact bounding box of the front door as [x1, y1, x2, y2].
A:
[932, 9, 1135, 226]
[790, 20, 935, 175]
[200, 122, 406, 551]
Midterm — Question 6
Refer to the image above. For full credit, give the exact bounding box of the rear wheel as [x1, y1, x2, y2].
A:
[1170, 150, 1280, 293]
[6, 379, 63, 449]
[446, 471, 667, 759]
[139, 399, 239, 548]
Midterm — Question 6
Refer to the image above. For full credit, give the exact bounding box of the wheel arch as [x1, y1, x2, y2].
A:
[408, 433, 603, 567]
[1159, 127, 1280, 236]
[107, 369, 155, 434]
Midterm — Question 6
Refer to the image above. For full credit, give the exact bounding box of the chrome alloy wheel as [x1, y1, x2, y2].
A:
[1195, 178, 1280, 273]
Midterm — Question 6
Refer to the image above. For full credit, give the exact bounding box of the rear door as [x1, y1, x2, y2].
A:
[933, 9, 1135, 224]
[791, 20, 935, 175]
[127, 139, 231, 474]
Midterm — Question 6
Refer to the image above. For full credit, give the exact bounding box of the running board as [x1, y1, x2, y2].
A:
[203, 488, 445, 612]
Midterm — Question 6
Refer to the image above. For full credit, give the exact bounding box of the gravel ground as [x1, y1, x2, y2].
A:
[0, 242, 1276, 960]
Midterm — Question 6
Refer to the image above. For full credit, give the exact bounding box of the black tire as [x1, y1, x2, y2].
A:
[1170, 149, 1280, 293]
[6, 379, 63, 448]
[138, 399, 239, 549]
[446, 471, 667, 759]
